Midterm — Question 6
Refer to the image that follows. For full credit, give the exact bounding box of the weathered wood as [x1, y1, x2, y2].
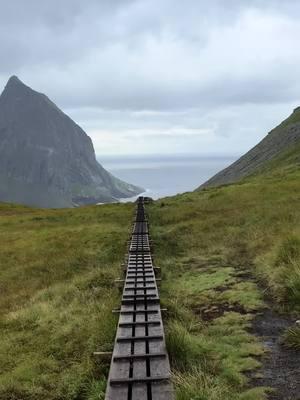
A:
[113, 352, 166, 361]
[104, 197, 174, 400]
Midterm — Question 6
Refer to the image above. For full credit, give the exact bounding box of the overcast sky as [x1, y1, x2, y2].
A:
[1, 0, 300, 156]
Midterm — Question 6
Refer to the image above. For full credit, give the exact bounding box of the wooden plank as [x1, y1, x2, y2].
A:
[132, 325, 147, 400]
[104, 197, 174, 400]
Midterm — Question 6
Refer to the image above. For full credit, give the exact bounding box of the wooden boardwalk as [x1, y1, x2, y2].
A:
[105, 197, 174, 400]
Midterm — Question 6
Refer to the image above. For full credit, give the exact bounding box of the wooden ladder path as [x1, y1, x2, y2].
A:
[105, 196, 174, 400]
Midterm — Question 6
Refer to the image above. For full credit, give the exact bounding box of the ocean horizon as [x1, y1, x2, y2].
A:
[98, 154, 237, 201]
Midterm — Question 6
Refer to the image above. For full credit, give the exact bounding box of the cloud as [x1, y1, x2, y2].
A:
[0, 0, 299, 155]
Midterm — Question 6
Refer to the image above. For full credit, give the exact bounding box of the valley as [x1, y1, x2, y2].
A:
[1, 146, 300, 398]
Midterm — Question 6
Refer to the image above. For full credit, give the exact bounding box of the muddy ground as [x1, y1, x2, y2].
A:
[249, 308, 300, 400]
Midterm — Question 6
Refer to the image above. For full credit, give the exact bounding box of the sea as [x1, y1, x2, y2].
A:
[99, 154, 236, 202]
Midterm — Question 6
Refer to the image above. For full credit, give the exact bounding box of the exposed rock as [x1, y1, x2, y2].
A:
[0, 76, 142, 207]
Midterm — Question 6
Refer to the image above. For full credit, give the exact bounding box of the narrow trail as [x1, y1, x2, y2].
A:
[223, 265, 300, 399]
[105, 197, 174, 400]
[250, 308, 300, 400]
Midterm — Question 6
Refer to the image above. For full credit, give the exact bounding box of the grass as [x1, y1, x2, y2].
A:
[155, 254, 265, 399]
[147, 151, 300, 399]
[2, 142, 300, 399]
[282, 326, 300, 349]
[0, 202, 133, 400]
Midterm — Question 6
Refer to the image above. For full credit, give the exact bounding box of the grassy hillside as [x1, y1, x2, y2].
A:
[254, 141, 300, 177]
[0, 202, 133, 400]
[1, 147, 300, 400]
[148, 151, 300, 399]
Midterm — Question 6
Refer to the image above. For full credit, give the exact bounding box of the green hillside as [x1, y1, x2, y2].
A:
[253, 141, 300, 177]
[148, 150, 300, 399]
[1, 147, 300, 399]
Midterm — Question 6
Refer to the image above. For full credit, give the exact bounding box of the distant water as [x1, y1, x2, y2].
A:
[99, 154, 236, 201]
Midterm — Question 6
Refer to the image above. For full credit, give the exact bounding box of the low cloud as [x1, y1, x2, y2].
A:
[0, 0, 299, 155]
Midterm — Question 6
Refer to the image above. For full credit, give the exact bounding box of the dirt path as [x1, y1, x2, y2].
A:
[249, 308, 300, 400]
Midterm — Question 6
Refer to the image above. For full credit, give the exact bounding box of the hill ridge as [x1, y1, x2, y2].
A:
[199, 107, 300, 189]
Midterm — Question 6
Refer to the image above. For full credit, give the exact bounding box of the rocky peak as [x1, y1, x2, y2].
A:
[2, 75, 31, 97]
[0, 76, 142, 207]
[6, 75, 23, 86]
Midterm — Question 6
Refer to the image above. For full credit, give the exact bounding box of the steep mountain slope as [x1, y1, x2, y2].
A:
[0, 76, 142, 207]
[199, 107, 300, 189]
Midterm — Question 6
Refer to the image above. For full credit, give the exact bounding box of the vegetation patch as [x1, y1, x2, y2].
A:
[0, 202, 133, 400]
[148, 164, 300, 399]
[282, 326, 300, 349]
[156, 254, 265, 399]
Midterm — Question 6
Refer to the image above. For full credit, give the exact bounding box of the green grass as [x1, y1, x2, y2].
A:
[147, 153, 300, 399]
[2, 142, 300, 399]
[0, 202, 133, 400]
[282, 326, 300, 349]
[156, 254, 265, 399]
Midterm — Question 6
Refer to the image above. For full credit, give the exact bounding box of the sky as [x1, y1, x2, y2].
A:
[0, 0, 300, 156]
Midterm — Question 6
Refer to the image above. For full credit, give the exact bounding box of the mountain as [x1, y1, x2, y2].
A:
[199, 107, 300, 189]
[0, 76, 142, 207]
